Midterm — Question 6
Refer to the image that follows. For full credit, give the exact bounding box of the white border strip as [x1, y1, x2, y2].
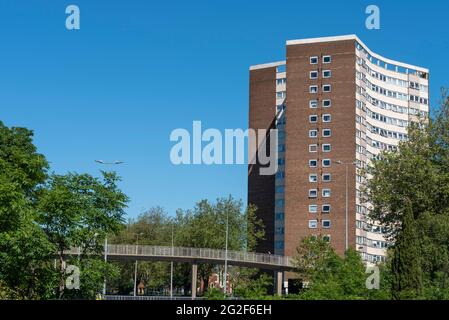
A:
[249, 60, 286, 71]
[286, 35, 429, 73]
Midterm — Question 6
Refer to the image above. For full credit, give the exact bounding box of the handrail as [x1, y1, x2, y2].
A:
[64, 244, 294, 269]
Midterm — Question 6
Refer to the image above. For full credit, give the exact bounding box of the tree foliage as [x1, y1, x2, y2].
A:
[365, 91, 449, 299]
[0, 121, 129, 299]
[0, 121, 55, 299]
[292, 236, 372, 300]
[109, 197, 265, 297]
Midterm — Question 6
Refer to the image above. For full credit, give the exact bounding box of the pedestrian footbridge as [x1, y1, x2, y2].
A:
[65, 244, 295, 297]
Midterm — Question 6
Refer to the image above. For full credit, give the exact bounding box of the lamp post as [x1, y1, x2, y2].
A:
[336, 160, 356, 251]
[134, 233, 143, 297]
[170, 221, 174, 299]
[103, 236, 107, 296]
[95, 160, 124, 165]
[223, 211, 229, 295]
[94, 159, 123, 297]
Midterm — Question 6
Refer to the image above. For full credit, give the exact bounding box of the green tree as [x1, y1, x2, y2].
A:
[231, 270, 273, 299]
[0, 121, 55, 299]
[365, 91, 449, 299]
[36, 171, 129, 298]
[110, 197, 265, 297]
[390, 201, 423, 299]
[176, 196, 264, 293]
[292, 236, 370, 300]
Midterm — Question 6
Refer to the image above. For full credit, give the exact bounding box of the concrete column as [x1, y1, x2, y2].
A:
[276, 271, 283, 297]
[191, 263, 198, 299]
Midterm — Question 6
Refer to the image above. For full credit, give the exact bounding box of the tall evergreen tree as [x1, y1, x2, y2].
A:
[391, 200, 422, 299]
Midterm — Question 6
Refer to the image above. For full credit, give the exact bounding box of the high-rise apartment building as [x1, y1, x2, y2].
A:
[248, 35, 429, 265]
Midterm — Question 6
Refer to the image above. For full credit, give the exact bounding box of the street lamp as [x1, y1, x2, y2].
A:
[103, 236, 108, 296]
[134, 233, 144, 297]
[223, 211, 229, 295]
[336, 160, 356, 252]
[95, 159, 123, 297]
[170, 220, 174, 299]
[95, 160, 124, 165]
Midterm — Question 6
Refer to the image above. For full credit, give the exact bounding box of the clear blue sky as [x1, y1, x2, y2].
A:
[0, 0, 448, 219]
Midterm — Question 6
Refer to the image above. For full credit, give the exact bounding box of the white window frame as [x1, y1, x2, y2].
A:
[322, 220, 332, 228]
[309, 144, 318, 153]
[323, 114, 332, 123]
[309, 219, 318, 229]
[309, 189, 318, 198]
[309, 159, 318, 168]
[323, 99, 331, 108]
[322, 204, 331, 213]
[322, 189, 331, 198]
[309, 174, 318, 183]
[322, 84, 332, 93]
[309, 204, 318, 213]
[309, 129, 318, 138]
[310, 56, 318, 64]
[323, 55, 332, 64]
[322, 159, 331, 167]
[310, 71, 319, 79]
[309, 115, 318, 123]
[323, 70, 332, 78]
[322, 129, 331, 137]
[322, 144, 332, 152]
[322, 173, 332, 182]
[309, 100, 318, 108]
[309, 85, 318, 93]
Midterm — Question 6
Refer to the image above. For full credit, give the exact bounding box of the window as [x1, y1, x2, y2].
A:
[322, 144, 332, 152]
[309, 144, 318, 153]
[275, 241, 284, 249]
[323, 55, 331, 63]
[276, 78, 286, 85]
[276, 91, 286, 99]
[323, 84, 332, 92]
[275, 199, 284, 207]
[310, 56, 318, 64]
[309, 174, 318, 183]
[323, 114, 332, 122]
[309, 204, 318, 213]
[322, 159, 331, 167]
[310, 71, 318, 79]
[322, 129, 331, 137]
[323, 99, 331, 108]
[323, 235, 331, 242]
[309, 189, 318, 198]
[323, 70, 331, 78]
[322, 204, 331, 213]
[309, 159, 318, 167]
[322, 220, 331, 228]
[275, 228, 284, 235]
[309, 220, 318, 229]
[276, 171, 285, 179]
[309, 129, 318, 138]
[322, 173, 332, 182]
[309, 100, 318, 108]
[322, 189, 331, 197]
[309, 115, 318, 123]
[309, 85, 318, 93]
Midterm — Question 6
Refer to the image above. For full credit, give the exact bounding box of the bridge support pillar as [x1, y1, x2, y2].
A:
[191, 263, 198, 299]
[276, 271, 283, 297]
